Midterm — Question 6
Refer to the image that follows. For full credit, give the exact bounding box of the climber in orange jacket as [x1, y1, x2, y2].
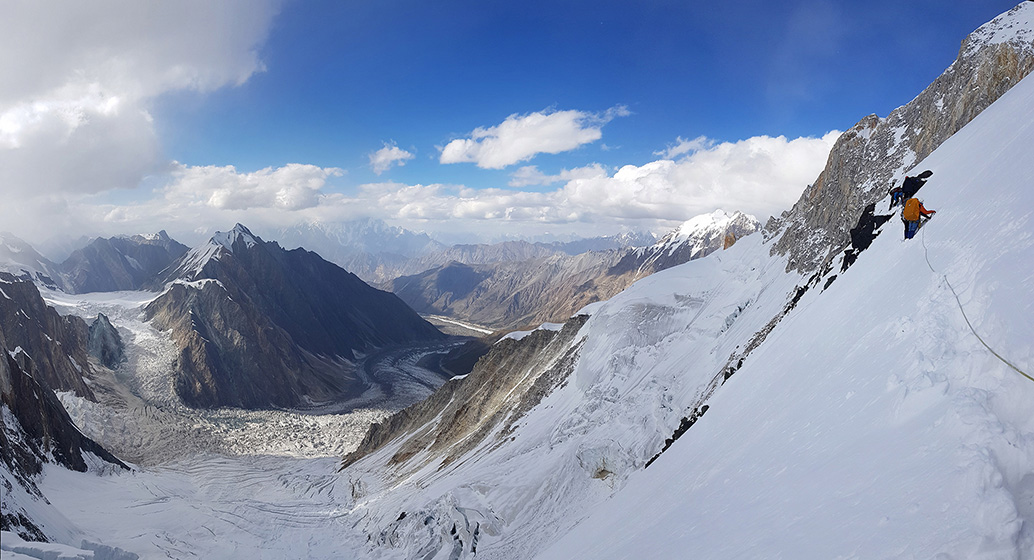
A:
[902, 197, 936, 239]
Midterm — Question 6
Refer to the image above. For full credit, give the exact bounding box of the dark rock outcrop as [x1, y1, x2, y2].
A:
[88, 313, 124, 370]
[341, 316, 588, 471]
[0, 281, 128, 541]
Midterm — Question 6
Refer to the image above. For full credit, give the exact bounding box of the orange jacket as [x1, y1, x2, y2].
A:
[902, 198, 934, 221]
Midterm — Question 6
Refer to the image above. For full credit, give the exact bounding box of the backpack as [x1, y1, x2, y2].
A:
[902, 198, 921, 221]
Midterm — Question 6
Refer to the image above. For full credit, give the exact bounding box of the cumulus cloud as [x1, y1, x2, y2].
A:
[394, 132, 840, 238]
[0, 0, 280, 195]
[369, 142, 415, 175]
[162, 163, 342, 211]
[439, 106, 630, 169]
[560, 132, 841, 222]
[508, 164, 608, 188]
[11, 132, 838, 255]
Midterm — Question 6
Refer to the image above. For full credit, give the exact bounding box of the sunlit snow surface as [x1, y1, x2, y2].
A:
[539, 63, 1034, 560]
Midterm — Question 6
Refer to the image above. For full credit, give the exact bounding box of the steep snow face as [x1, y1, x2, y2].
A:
[657, 209, 760, 256]
[538, 66, 1034, 560]
[771, 1, 1034, 274]
[963, 1, 1034, 56]
[331, 68, 1034, 560]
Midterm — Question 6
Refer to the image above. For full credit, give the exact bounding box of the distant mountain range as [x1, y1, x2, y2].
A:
[385, 210, 760, 330]
[273, 219, 657, 284]
[0, 230, 187, 293]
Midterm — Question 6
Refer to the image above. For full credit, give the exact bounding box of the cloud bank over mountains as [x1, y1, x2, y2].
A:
[88, 131, 837, 247]
[1, 1, 838, 251]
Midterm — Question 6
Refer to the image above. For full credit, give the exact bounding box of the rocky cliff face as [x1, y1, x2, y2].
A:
[770, 2, 1034, 273]
[61, 231, 188, 293]
[0, 273, 94, 399]
[145, 224, 445, 409]
[387, 210, 758, 330]
[87, 313, 124, 370]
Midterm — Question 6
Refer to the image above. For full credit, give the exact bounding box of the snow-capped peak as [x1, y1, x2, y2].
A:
[660, 209, 760, 251]
[962, 1, 1034, 57]
[212, 224, 259, 252]
[172, 224, 260, 281]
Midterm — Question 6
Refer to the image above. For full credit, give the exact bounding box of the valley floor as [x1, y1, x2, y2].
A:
[5, 289, 464, 558]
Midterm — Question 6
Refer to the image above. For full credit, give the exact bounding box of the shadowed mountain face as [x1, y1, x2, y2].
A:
[145, 224, 446, 409]
[61, 231, 188, 293]
[0, 272, 95, 399]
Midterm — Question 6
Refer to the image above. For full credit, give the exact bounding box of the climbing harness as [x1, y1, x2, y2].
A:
[921, 227, 1034, 384]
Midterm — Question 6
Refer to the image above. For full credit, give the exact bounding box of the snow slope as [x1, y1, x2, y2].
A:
[537, 62, 1034, 560]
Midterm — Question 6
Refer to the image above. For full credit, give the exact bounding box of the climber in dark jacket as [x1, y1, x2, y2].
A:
[888, 183, 905, 209]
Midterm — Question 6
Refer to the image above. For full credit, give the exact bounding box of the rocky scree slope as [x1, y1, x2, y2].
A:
[769, 1, 1034, 273]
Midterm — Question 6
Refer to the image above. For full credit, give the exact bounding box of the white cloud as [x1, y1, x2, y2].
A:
[653, 135, 713, 160]
[560, 132, 841, 222]
[369, 142, 415, 175]
[162, 163, 342, 211]
[9, 132, 838, 255]
[439, 106, 629, 169]
[508, 164, 608, 188]
[0, 0, 280, 195]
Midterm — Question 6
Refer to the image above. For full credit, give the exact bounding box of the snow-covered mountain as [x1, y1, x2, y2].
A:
[0, 230, 188, 295]
[0, 233, 66, 291]
[386, 209, 758, 330]
[145, 223, 446, 408]
[61, 232, 188, 293]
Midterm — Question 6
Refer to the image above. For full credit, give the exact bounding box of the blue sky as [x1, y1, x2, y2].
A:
[0, 0, 1022, 250]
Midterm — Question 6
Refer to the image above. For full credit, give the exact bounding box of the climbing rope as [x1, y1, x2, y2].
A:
[920, 226, 1034, 383]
